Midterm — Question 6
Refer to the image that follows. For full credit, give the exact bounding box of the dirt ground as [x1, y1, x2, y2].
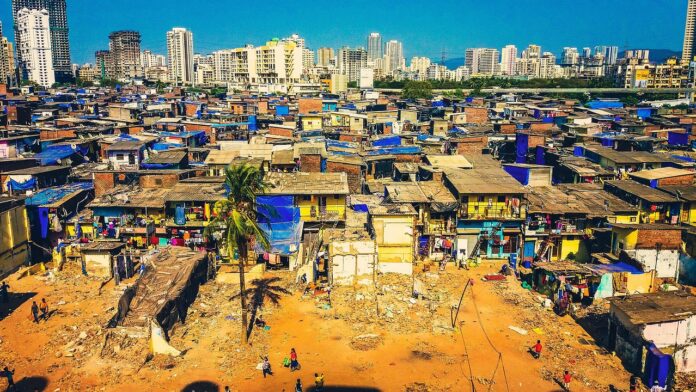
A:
[0, 261, 638, 391]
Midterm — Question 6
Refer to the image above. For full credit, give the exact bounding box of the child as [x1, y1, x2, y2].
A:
[531, 340, 542, 359]
[563, 370, 571, 391]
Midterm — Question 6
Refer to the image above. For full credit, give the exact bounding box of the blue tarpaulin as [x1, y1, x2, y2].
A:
[645, 344, 670, 388]
[33, 145, 79, 165]
[7, 177, 36, 191]
[174, 205, 186, 225]
[363, 146, 421, 156]
[256, 195, 302, 256]
[141, 163, 177, 170]
[326, 140, 358, 149]
[25, 182, 93, 207]
[584, 262, 643, 275]
[586, 100, 624, 109]
[372, 135, 402, 147]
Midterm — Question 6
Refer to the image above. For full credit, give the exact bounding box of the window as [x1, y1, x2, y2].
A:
[116, 153, 124, 160]
[498, 196, 506, 203]
[478, 196, 485, 202]
[302, 196, 311, 201]
[333, 195, 340, 200]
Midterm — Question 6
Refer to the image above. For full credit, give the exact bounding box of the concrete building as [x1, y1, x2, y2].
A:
[338, 46, 367, 83]
[684, 0, 696, 63]
[166, 28, 194, 85]
[15, 8, 54, 87]
[317, 47, 334, 67]
[107, 30, 143, 80]
[562, 47, 580, 65]
[384, 40, 404, 74]
[500, 44, 517, 76]
[595, 45, 619, 65]
[465, 48, 499, 75]
[141, 50, 166, 68]
[77, 64, 96, 82]
[302, 47, 315, 71]
[0, 22, 17, 86]
[608, 291, 696, 386]
[409, 56, 431, 80]
[367, 32, 382, 61]
[359, 67, 374, 89]
[212, 39, 303, 91]
[12, 0, 71, 82]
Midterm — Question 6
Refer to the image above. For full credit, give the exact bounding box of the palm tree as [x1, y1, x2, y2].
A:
[206, 163, 270, 344]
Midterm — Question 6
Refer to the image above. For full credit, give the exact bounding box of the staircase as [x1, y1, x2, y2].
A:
[536, 240, 552, 261]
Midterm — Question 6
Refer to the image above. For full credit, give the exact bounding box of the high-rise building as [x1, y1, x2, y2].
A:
[338, 47, 367, 82]
[367, 32, 382, 61]
[317, 47, 334, 67]
[0, 21, 17, 86]
[302, 48, 315, 70]
[212, 39, 303, 87]
[15, 8, 54, 87]
[595, 46, 619, 65]
[684, 0, 696, 63]
[465, 48, 499, 75]
[107, 30, 143, 80]
[141, 50, 166, 68]
[167, 27, 194, 85]
[582, 47, 592, 58]
[384, 40, 404, 74]
[562, 47, 579, 65]
[12, 0, 71, 82]
[409, 56, 431, 80]
[522, 44, 542, 59]
[500, 45, 518, 75]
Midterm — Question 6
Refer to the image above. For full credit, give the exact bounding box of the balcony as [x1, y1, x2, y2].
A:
[458, 203, 526, 221]
[424, 220, 456, 236]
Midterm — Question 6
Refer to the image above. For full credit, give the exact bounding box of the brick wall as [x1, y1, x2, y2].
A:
[527, 134, 546, 148]
[140, 173, 180, 189]
[394, 154, 422, 163]
[530, 122, 553, 132]
[299, 154, 322, 172]
[183, 123, 215, 144]
[268, 125, 294, 138]
[456, 137, 488, 154]
[40, 129, 76, 140]
[464, 107, 488, 125]
[636, 229, 682, 250]
[326, 161, 362, 193]
[499, 124, 517, 135]
[257, 101, 268, 114]
[93, 172, 115, 197]
[339, 133, 361, 142]
[657, 174, 695, 187]
[298, 98, 322, 114]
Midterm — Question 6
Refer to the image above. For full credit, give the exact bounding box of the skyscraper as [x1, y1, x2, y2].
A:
[12, 0, 71, 82]
[316, 47, 334, 67]
[167, 28, 194, 85]
[500, 45, 518, 75]
[0, 21, 17, 86]
[384, 40, 404, 73]
[108, 31, 143, 80]
[465, 48, 499, 75]
[594, 46, 619, 65]
[15, 8, 54, 87]
[367, 33, 382, 61]
[338, 47, 367, 82]
[562, 47, 579, 65]
[684, 0, 696, 63]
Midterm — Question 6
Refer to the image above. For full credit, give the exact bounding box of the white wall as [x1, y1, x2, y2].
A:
[628, 249, 680, 279]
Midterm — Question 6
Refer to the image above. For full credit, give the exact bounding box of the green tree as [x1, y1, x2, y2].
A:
[206, 164, 271, 344]
[402, 80, 433, 99]
[347, 81, 358, 88]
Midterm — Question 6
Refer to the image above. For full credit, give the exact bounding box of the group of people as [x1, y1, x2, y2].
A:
[30, 298, 49, 324]
[259, 348, 325, 391]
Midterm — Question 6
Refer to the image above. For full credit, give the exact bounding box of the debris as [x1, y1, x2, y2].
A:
[350, 334, 383, 351]
[508, 326, 528, 335]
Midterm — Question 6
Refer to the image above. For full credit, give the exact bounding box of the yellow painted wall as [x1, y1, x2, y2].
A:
[0, 205, 30, 277]
[465, 195, 524, 219]
[613, 213, 640, 224]
[372, 214, 415, 264]
[301, 116, 323, 131]
[297, 195, 346, 221]
[559, 237, 580, 260]
[613, 228, 638, 253]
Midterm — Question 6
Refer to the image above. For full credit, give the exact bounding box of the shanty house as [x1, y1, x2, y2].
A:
[605, 180, 682, 225]
[608, 291, 696, 388]
[80, 241, 126, 278]
[611, 224, 683, 279]
[0, 197, 30, 278]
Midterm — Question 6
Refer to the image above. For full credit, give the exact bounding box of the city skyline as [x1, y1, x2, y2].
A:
[0, 0, 687, 64]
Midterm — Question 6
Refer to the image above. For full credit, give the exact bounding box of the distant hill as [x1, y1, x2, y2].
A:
[619, 49, 681, 63]
[434, 49, 681, 70]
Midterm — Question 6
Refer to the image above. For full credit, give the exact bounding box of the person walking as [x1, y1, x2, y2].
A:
[531, 340, 542, 359]
[39, 298, 49, 320]
[2, 367, 14, 389]
[290, 348, 299, 371]
[562, 370, 571, 390]
[650, 381, 666, 392]
[262, 356, 272, 378]
[30, 301, 39, 324]
[113, 264, 120, 286]
[314, 373, 325, 391]
[0, 281, 9, 303]
[294, 378, 302, 392]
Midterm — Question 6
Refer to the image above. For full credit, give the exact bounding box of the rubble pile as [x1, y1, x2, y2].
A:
[326, 271, 458, 334]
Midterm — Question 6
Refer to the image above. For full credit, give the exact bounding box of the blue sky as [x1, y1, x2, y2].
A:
[0, 0, 688, 64]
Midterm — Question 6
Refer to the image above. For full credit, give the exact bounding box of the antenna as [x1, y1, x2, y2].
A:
[441, 47, 447, 66]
